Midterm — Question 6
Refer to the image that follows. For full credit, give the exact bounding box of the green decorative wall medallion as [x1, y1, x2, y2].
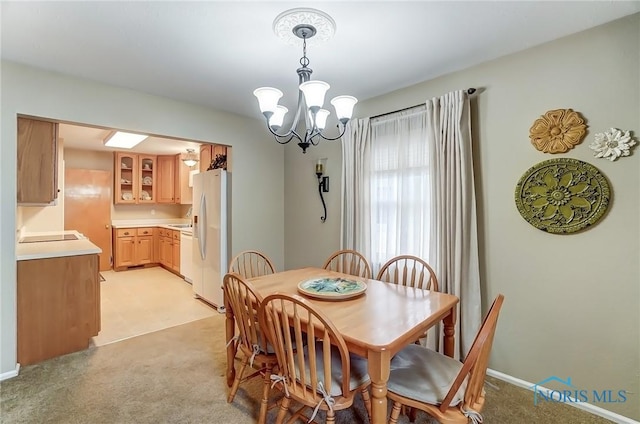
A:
[514, 158, 610, 234]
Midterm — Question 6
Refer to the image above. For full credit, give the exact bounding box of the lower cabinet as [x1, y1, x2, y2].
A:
[17, 254, 100, 366]
[113, 226, 182, 274]
[113, 228, 154, 270]
[158, 228, 181, 274]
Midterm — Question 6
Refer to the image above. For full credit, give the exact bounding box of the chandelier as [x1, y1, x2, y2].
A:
[253, 8, 357, 154]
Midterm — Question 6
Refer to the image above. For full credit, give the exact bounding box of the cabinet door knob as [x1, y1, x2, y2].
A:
[124, 232, 130, 235]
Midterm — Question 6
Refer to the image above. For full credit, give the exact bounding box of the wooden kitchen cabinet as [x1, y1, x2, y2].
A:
[113, 227, 155, 270]
[17, 254, 100, 366]
[136, 228, 154, 264]
[114, 153, 156, 204]
[156, 155, 176, 204]
[17, 117, 59, 204]
[172, 230, 181, 273]
[158, 228, 181, 274]
[158, 228, 172, 269]
[199, 144, 231, 173]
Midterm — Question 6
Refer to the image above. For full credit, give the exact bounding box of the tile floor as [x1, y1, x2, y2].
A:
[91, 266, 218, 346]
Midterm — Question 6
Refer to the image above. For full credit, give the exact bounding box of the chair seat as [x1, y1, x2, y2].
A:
[389, 344, 466, 406]
[296, 341, 370, 397]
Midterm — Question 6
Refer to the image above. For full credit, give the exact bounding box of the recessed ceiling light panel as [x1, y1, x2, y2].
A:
[104, 131, 148, 149]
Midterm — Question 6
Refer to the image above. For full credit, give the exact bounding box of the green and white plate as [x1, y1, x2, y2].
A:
[298, 277, 367, 300]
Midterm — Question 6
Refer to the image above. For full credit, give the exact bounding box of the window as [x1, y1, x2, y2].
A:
[369, 109, 431, 271]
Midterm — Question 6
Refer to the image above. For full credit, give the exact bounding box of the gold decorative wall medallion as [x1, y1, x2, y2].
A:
[515, 158, 610, 234]
[529, 109, 587, 153]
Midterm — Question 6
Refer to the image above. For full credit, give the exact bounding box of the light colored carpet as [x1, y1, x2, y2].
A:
[0, 314, 614, 423]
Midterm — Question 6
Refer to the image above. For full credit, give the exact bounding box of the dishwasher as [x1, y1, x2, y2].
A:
[180, 230, 193, 283]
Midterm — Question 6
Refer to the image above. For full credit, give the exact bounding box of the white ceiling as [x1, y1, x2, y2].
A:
[2, 1, 639, 153]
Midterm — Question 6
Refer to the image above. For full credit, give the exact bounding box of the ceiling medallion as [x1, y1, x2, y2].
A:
[529, 109, 587, 153]
[273, 8, 336, 46]
[514, 158, 610, 234]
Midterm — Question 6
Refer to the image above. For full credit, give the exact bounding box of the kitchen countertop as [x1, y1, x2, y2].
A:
[111, 219, 192, 234]
[17, 230, 102, 261]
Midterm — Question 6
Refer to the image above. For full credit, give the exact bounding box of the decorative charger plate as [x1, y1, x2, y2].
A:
[298, 277, 366, 300]
[514, 158, 610, 234]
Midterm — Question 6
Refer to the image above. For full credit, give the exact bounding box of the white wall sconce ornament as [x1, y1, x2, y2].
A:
[589, 128, 636, 161]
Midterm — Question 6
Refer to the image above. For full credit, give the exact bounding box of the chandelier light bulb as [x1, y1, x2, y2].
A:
[253, 87, 283, 115]
[269, 105, 288, 129]
[299, 80, 330, 110]
[330, 95, 358, 122]
[315, 109, 330, 130]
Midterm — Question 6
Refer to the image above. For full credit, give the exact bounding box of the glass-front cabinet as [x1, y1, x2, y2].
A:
[138, 154, 156, 204]
[114, 153, 156, 204]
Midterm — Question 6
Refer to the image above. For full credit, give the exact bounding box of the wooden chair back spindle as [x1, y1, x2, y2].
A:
[376, 254, 438, 291]
[228, 250, 276, 279]
[322, 249, 372, 279]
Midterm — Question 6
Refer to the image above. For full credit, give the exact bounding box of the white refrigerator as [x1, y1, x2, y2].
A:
[192, 169, 227, 311]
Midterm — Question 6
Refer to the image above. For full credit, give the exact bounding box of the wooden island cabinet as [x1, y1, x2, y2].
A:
[17, 254, 100, 366]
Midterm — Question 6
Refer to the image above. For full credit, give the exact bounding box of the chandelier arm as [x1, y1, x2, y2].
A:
[310, 124, 348, 142]
[263, 120, 305, 144]
[273, 131, 303, 145]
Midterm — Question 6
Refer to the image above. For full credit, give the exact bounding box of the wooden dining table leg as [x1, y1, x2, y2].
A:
[443, 305, 457, 358]
[367, 349, 391, 424]
[225, 300, 237, 388]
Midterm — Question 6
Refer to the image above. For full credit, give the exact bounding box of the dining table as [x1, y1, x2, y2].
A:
[224, 267, 459, 424]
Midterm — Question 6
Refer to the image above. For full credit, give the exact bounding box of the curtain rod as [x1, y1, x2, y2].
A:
[370, 87, 476, 120]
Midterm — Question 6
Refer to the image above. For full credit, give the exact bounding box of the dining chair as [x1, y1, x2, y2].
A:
[258, 293, 372, 424]
[223, 272, 279, 424]
[376, 255, 439, 291]
[322, 249, 372, 278]
[228, 250, 276, 279]
[387, 294, 505, 424]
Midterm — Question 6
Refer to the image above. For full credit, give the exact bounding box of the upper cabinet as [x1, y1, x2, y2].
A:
[17, 117, 59, 204]
[114, 153, 156, 204]
[138, 154, 156, 204]
[156, 155, 175, 204]
[199, 144, 231, 173]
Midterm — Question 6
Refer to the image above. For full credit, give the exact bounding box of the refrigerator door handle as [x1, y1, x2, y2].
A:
[198, 192, 207, 260]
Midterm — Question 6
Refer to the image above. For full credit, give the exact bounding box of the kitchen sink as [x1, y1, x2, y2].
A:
[168, 224, 192, 228]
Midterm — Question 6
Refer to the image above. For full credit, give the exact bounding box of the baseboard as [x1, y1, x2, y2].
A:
[487, 369, 639, 424]
[0, 363, 20, 381]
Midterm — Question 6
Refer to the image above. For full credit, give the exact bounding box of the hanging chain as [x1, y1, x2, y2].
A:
[299, 36, 310, 68]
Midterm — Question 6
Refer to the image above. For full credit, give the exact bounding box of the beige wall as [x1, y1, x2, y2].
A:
[285, 14, 639, 419]
[0, 62, 285, 376]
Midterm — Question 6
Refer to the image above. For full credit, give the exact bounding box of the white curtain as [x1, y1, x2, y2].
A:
[368, 108, 431, 272]
[341, 118, 372, 259]
[341, 89, 481, 358]
[426, 90, 481, 358]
